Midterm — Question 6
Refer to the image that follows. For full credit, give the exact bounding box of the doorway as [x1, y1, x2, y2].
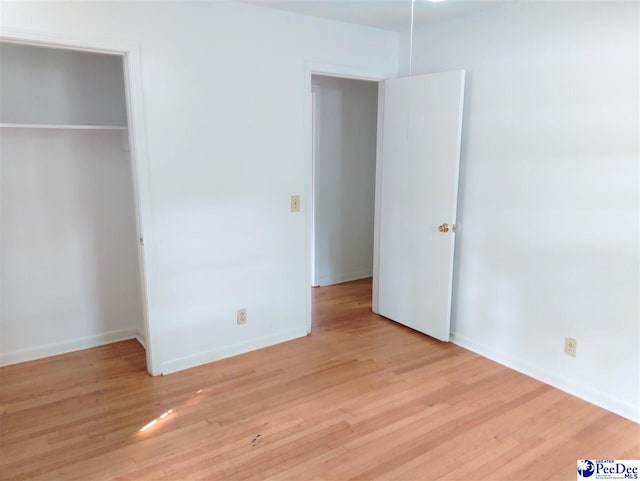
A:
[310, 73, 380, 331]
[0, 32, 156, 374]
[307, 70, 466, 341]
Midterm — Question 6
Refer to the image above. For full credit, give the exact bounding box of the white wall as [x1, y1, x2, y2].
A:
[401, 1, 639, 421]
[0, 1, 399, 373]
[0, 129, 145, 364]
[313, 75, 378, 286]
[0, 42, 127, 126]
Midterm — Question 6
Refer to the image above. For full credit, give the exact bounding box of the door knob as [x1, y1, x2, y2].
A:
[438, 223, 458, 233]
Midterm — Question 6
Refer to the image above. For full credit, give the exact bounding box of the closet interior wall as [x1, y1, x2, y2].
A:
[0, 42, 146, 365]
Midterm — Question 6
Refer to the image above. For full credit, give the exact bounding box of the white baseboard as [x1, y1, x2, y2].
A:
[0, 327, 139, 366]
[451, 332, 640, 424]
[160, 327, 308, 375]
[134, 327, 147, 349]
[318, 269, 372, 287]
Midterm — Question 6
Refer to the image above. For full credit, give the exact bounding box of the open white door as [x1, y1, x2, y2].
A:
[376, 71, 465, 342]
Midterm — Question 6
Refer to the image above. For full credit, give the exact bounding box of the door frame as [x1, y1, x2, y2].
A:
[310, 84, 319, 288]
[304, 63, 387, 334]
[0, 27, 160, 375]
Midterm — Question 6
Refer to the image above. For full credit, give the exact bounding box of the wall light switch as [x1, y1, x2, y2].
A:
[291, 195, 300, 212]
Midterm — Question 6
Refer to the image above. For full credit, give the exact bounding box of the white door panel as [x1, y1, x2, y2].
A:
[377, 71, 465, 342]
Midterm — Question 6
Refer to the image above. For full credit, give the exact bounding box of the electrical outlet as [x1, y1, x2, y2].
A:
[237, 308, 247, 325]
[564, 337, 577, 357]
[290, 195, 300, 212]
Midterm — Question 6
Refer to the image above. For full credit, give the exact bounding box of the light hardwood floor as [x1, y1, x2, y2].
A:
[1, 278, 638, 480]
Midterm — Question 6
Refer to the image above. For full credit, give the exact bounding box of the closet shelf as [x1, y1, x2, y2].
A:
[0, 123, 127, 130]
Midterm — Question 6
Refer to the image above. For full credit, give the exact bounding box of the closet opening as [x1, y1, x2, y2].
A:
[309, 73, 380, 332]
[0, 40, 152, 372]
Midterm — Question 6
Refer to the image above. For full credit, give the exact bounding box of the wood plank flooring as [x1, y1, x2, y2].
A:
[1, 278, 638, 480]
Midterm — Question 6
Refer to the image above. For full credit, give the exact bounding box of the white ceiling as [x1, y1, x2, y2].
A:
[238, 0, 507, 32]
